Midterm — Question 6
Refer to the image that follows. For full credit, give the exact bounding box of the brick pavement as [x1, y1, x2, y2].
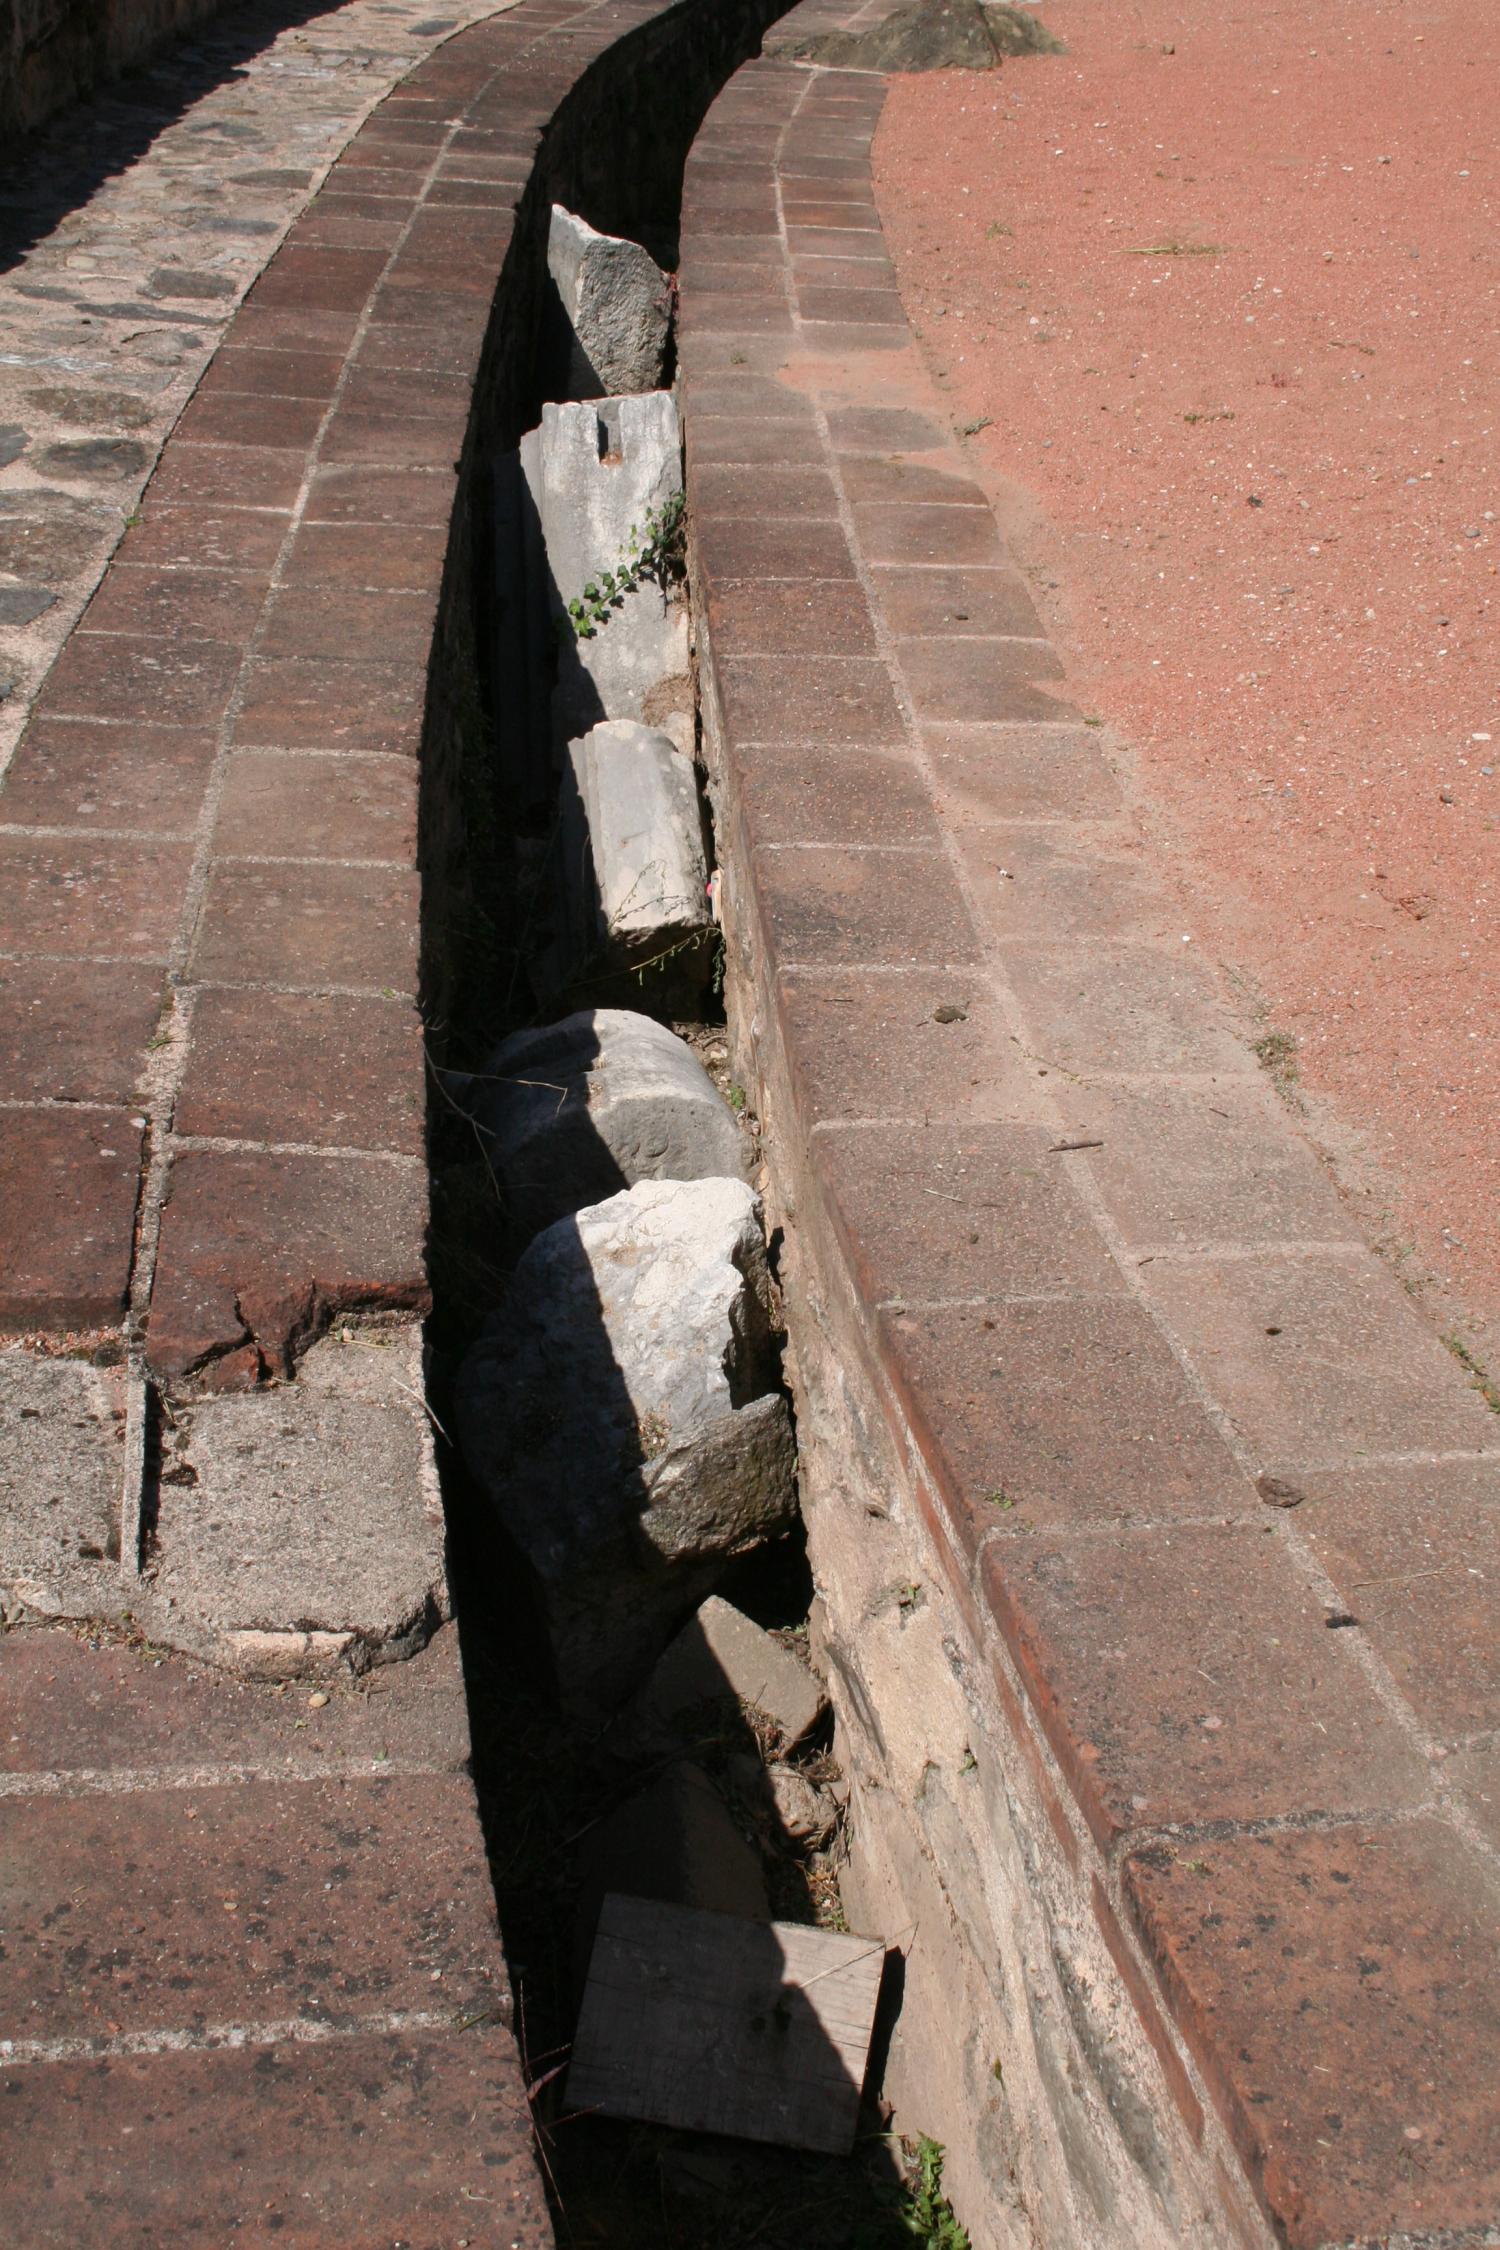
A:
[0, 0, 767, 2234]
[0, 1621, 551, 2247]
[680, 38, 1500, 2248]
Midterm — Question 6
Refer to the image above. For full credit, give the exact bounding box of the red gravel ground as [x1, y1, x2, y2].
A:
[874, 0, 1500, 1353]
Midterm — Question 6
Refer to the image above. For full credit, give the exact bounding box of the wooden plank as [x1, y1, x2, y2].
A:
[567, 1893, 886, 2155]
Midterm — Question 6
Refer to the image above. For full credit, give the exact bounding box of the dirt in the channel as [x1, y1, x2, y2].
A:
[873, 0, 1500, 1355]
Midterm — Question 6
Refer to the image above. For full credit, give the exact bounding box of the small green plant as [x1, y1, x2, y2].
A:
[1443, 1331, 1500, 1414]
[567, 491, 685, 641]
[983, 1487, 1016, 1510]
[896, 2137, 971, 2250]
[896, 1581, 925, 1617]
[1252, 1027, 1300, 1102]
[727, 1081, 747, 1113]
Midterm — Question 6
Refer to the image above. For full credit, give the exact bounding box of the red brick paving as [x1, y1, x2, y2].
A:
[0, 1625, 549, 2250]
[682, 45, 1500, 2244]
[0, 0, 758, 2231]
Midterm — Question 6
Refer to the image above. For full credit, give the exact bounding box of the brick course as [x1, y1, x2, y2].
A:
[683, 35, 1500, 2247]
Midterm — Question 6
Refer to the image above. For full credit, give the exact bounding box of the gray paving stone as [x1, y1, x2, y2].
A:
[144, 1325, 447, 1676]
[0, 1347, 129, 1626]
[0, 584, 55, 624]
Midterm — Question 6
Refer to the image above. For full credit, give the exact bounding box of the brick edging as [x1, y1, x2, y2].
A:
[680, 34, 1500, 2249]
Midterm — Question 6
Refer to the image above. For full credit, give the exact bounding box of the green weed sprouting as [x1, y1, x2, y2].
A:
[896, 2137, 972, 2250]
[567, 490, 685, 640]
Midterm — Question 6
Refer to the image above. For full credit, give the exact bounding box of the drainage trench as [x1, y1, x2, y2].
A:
[416, 19, 938, 2242]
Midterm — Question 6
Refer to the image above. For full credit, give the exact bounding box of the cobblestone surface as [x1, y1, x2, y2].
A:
[0, 0, 517, 770]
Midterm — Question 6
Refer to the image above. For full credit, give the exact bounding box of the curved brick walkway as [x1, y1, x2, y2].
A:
[680, 27, 1500, 2247]
[0, 0, 747, 2233]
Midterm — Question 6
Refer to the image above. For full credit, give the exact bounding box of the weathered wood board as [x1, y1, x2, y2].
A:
[567, 1893, 886, 2154]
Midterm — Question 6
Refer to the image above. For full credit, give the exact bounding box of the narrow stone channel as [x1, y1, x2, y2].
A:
[420, 156, 927, 2248]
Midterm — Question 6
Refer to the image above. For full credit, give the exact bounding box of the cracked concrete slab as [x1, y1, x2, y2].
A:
[143, 1326, 447, 1676]
[0, 1347, 129, 1624]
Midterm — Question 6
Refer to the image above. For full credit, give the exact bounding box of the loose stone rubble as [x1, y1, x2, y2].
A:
[455, 1176, 798, 1709]
[546, 203, 672, 399]
[465, 1006, 752, 1246]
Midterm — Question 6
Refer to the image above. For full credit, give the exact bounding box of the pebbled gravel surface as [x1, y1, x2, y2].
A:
[0, 0, 515, 772]
[874, 0, 1500, 1350]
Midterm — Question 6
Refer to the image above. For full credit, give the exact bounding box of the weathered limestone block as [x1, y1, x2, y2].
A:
[546, 204, 672, 399]
[466, 1007, 750, 1246]
[455, 1177, 798, 1709]
[560, 719, 713, 997]
[625, 1593, 828, 1753]
[142, 1325, 447, 1676]
[519, 391, 689, 742]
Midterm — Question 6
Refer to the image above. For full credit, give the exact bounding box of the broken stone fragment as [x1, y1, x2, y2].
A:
[731, 1756, 840, 1851]
[559, 719, 713, 1002]
[768, 0, 1065, 70]
[455, 1177, 798, 1710]
[518, 391, 689, 743]
[625, 1594, 828, 1754]
[466, 1008, 751, 1247]
[546, 204, 672, 400]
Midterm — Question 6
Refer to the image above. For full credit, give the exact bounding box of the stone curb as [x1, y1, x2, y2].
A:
[680, 26, 1500, 2249]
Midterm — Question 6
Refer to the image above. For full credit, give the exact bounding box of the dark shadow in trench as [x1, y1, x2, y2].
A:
[410, 3, 917, 2236]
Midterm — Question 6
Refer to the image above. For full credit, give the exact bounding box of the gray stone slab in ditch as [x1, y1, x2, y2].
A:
[144, 1326, 446, 1678]
[560, 720, 713, 997]
[456, 1178, 798, 1710]
[624, 1595, 828, 1754]
[467, 1006, 751, 1246]
[547, 205, 671, 399]
[0, 1348, 129, 1625]
[519, 391, 689, 743]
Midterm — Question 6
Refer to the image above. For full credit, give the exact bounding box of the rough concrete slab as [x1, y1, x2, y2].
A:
[144, 1326, 446, 1675]
[0, 1349, 128, 1625]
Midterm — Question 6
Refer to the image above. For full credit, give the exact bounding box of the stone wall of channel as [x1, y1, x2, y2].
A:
[0, 0, 229, 143]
